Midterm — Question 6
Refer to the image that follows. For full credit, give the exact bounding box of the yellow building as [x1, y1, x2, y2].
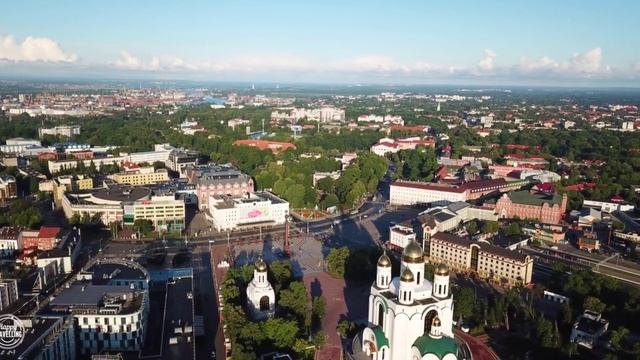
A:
[124, 195, 185, 231]
[51, 175, 94, 207]
[111, 168, 169, 186]
[428, 232, 533, 287]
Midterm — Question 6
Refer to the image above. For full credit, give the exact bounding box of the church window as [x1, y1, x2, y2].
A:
[259, 296, 270, 311]
[377, 303, 384, 328]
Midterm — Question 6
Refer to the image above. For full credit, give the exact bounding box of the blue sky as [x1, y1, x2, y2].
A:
[0, 0, 639, 85]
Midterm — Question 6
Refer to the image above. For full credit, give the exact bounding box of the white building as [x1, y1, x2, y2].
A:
[207, 192, 289, 231]
[583, 199, 635, 213]
[0, 226, 23, 257]
[371, 137, 435, 156]
[390, 181, 466, 206]
[359, 245, 458, 360]
[246, 257, 276, 320]
[0, 279, 19, 311]
[389, 224, 416, 249]
[50, 284, 149, 355]
[1, 137, 42, 153]
[39, 125, 81, 138]
[570, 311, 609, 349]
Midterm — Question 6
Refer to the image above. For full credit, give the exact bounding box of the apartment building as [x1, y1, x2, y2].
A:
[15, 316, 76, 360]
[0, 278, 19, 311]
[495, 190, 568, 225]
[428, 232, 533, 286]
[0, 226, 23, 256]
[110, 167, 170, 185]
[0, 175, 18, 201]
[38, 125, 81, 138]
[22, 226, 67, 251]
[49, 284, 149, 355]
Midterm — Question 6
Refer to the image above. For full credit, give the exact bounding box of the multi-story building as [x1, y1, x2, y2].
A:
[207, 192, 289, 231]
[0, 137, 42, 153]
[495, 190, 568, 225]
[123, 195, 185, 232]
[49, 283, 149, 356]
[42, 175, 95, 207]
[232, 139, 296, 154]
[15, 315, 77, 360]
[389, 224, 416, 249]
[428, 232, 533, 286]
[0, 226, 23, 256]
[0, 278, 19, 311]
[47, 143, 179, 173]
[62, 186, 151, 225]
[390, 178, 526, 206]
[0, 175, 18, 201]
[110, 167, 170, 186]
[370, 137, 436, 156]
[22, 226, 67, 251]
[185, 164, 254, 209]
[38, 125, 81, 138]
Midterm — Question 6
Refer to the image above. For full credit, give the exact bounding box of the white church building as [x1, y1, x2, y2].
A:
[246, 257, 275, 320]
[360, 241, 459, 360]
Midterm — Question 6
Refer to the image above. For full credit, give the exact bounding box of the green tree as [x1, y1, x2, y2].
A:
[269, 260, 293, 295]
[312, 296, 326, 329]
[482, 220, 499, 234]
[609, 326, 629, 352]
[279, 281, 310, 324]
[315, 177, 335, 193]
[263, 318, 299, 349]
[583, 296, 606, 314]
[326, 247, 350, 278]
[133, 219, 154, 235]
[454, 287, 475, 323]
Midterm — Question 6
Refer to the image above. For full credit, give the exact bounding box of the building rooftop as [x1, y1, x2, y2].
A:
[89, 260, 149, 285]
[92, 186, 151, 202]
[50, 284, 143, 315]
[506, 190, 563, 206]
[432, 232, 529, 263]
[0, 226, 22, 240]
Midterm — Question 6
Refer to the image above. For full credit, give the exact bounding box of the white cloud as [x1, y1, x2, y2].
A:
[568, 47, 602, 74]
[0, 34, 77, 62]
[477, 49, 497, 72]
[114, 51, 194, 71]
[105, 48, 638, 84]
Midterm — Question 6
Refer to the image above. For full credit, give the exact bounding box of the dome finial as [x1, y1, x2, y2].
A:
[255, 256, 267, 272]
[377, 250, 391, 267]
[402, 240, 423, 264]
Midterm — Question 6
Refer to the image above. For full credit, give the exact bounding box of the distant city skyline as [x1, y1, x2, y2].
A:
[1, 0, 639, 86]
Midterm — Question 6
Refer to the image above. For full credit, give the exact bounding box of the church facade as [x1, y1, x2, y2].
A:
[360, 241, 458, 360]
[246, 257, 275, 320]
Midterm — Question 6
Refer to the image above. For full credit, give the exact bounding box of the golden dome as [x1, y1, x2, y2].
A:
[402, 240, 423, 264]
[255, 257, 267, 272]
[377, 251, 391, 267]
[400, 268, 415, 282]
[435, 263, 449, 276]
[432, 316, 441, 327]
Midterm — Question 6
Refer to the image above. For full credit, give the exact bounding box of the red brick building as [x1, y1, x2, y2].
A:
[495, 190, 567, 225]
[21, 226, 64, 251]
[69, 150, 94, 160]
[38, 152, 64, 161]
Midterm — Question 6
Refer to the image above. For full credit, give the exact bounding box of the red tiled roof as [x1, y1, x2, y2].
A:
[38, 226, 61, 238]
